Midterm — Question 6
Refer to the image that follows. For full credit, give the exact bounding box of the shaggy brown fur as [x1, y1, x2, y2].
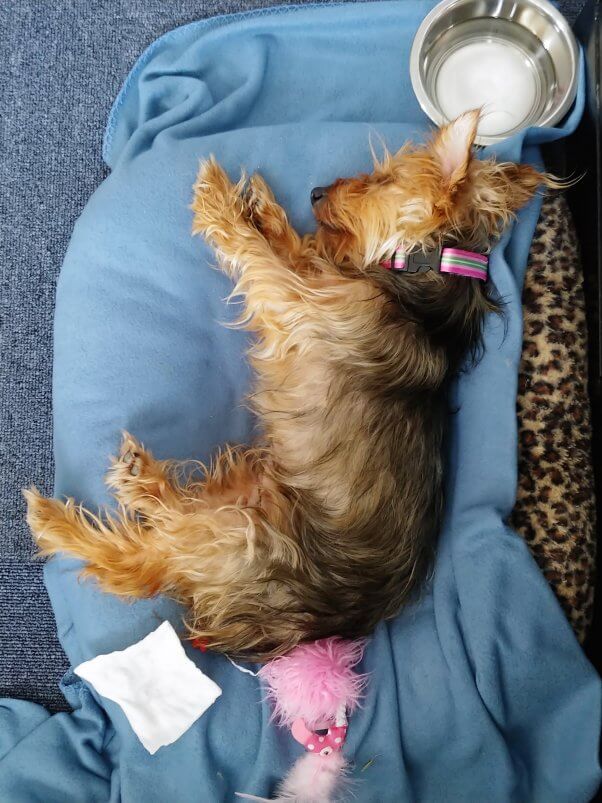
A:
[25, 112, 556, 659]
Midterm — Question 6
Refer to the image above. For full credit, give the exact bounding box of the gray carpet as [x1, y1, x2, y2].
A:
[0, 0, 587, 713]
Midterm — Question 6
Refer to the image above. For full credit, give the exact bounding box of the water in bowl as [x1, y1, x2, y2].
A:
[435, 39, 538, 137]
[423, 18, 556, 142]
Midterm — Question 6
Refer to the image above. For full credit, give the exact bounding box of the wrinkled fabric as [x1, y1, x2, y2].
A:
[1, 3, 599, 801]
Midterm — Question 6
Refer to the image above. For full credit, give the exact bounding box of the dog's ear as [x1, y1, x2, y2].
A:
[466, 160, 561, 234]
[430, 110, 480, 193]
[492, 162, 556, 211]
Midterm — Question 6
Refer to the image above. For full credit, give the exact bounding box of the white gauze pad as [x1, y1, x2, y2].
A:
[75, 621, 222, 754]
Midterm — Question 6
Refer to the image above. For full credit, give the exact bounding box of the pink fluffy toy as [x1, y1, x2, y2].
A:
[237, 637, 367, 802]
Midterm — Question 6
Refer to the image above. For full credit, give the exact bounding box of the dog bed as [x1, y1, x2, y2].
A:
[0, 2, 600, 801]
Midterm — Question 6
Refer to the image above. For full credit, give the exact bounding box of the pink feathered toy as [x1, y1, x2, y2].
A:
[237, 637, 367, 802]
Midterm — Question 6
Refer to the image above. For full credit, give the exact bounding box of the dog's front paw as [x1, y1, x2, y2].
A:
[245, 174, 295, 250]
[245, 173, 274, 227]
[191, 157, 247, 239]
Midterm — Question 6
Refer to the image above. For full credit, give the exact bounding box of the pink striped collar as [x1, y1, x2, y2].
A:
[380, 247, 488, 281]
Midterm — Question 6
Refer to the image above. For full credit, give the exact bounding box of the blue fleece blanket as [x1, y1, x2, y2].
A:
[1, 2, 600, 801]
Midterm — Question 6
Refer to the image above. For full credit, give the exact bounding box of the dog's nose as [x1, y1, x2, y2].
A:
[310, 186, 328, 205]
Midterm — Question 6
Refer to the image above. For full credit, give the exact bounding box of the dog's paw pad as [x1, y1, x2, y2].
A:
[118, 435, 145, 478]
[120, 449, 142, 477]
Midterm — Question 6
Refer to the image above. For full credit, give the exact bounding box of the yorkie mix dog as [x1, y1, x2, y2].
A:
[26, 111, 554, 659]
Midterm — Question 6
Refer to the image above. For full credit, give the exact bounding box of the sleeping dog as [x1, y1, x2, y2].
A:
[26, 111, 555, 659]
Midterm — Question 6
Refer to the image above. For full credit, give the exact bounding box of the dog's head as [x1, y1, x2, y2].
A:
[312, 111, 558, 372]
[312, 110, 552, 268]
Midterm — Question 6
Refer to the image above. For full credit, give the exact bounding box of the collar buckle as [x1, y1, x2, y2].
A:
[404, 245, 442, 274]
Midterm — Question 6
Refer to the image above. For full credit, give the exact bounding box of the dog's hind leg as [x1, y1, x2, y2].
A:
[24, 488, 175, 597]
[108, 434, 265, 518]
[24, 485, 258, 603]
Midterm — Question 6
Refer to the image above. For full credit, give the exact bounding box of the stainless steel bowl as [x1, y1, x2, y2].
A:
[410, 0, 579, 145]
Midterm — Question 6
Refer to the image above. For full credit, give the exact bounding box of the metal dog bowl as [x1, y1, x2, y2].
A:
[410, 0, 579, 145]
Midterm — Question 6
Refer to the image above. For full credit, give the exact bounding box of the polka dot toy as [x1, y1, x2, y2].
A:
[291, 719, 348, 756]
[237, 638, 366, 802]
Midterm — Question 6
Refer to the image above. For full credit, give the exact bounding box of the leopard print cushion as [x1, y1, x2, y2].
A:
[511, 194, 596, 643]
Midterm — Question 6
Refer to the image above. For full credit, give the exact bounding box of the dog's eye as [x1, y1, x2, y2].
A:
[314, 728, 329, 736]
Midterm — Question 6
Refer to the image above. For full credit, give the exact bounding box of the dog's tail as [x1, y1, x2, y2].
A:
[24, 488, 178, 598]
